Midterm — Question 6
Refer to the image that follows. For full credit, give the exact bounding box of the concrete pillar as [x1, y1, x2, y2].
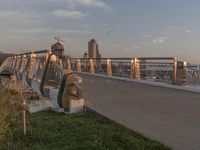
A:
[76, 59, 82, 72]
[173, 58, 187, 85]
[11, 56, 17, 69]
[106, 59, 112, 76]
[66, 59, 71, 70]
[130, 59, 134, 79]
[89, 59, 95, 74]
[15, 56, 21, 70]
[27, 53, 37, 78]
[50, 54, 57, 62]
[173, 57, 177, 83]
[57, 70, 84, 113]
[134, 58, 141, 80]
[130, 58, 140, 79]
[59, 59, 63, 68]
[19, 55, 26, 73]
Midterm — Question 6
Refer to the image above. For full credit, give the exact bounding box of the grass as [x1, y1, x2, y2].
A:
[0, 110, 171, 150]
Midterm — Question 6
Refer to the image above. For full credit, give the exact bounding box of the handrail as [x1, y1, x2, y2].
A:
[39, 53, 52, 95]
[15, 49, 50, 56]
[70, 57, 175, 61]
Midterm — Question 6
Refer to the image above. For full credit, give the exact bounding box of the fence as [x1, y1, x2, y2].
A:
[62, 57, 187, 85]
[0, 50, 84, 113]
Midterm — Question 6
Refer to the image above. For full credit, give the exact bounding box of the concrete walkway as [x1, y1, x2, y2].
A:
[77, 73, 200, 150]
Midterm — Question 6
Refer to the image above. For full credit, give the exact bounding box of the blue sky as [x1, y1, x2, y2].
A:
[0, 0, 200, 63]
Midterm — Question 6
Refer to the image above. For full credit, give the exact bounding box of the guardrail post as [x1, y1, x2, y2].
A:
[130, 58, 140, 79]
[76, 59, 82, 72]
[89, 59, 95, 74]
[27, 53, 37, 79]
[12, 56, 16, 69]
[130, 59, 133, 78]
[66, 59, 71, 70]
[106, 59, 112, 75]
[173, 57, 177, 83]
[19, 55, 26, 73]
[173, 58, 187, 85]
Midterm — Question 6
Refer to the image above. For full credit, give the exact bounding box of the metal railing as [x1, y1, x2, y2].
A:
[0, 50, 191, 86]
[186, 65, 200, 85]
[63, 57, 179, 84]
[0, 50, 84, 113]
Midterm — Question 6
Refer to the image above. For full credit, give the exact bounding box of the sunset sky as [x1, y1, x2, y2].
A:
[0, 0, 200, 63]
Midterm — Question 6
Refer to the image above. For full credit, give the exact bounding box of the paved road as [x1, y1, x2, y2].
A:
[77, 73, 200, 150]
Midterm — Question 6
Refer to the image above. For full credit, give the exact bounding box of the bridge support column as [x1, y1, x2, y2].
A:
[106, 59, 112, 75]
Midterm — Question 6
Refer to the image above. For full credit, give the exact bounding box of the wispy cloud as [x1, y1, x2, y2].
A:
[0, 27, 92, 35]
[185, 29, 192, 34]
[53, 10, 88, 19]
[66, 0, 111, 10]
[0, 10, 42, 21]
[152, 36, 168, 45]
[163, 26, 193, 35]
[143, 36, 169, 48]
[106, 28, 114, 34]
[133, 45, 140, 50]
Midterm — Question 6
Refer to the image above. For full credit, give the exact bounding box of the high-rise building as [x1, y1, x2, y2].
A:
[88, 39, 101, 59]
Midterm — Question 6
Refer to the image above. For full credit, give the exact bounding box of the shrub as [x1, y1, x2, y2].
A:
[0, 88, 25, 140]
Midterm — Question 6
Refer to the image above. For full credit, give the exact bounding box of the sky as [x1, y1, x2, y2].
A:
[0, 0, 200, 63]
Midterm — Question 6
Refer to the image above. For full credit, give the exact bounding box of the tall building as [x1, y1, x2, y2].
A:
[88, 39, 101, 59]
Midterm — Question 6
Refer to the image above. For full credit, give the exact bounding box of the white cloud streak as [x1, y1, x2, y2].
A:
[53, 10, 88, 18]
[68, 0, 110, 9]
[163, 26, 193, 35]
[152, 37, 168, 45]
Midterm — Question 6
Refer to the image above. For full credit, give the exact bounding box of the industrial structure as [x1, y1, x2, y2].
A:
[51, 37, 65, 59]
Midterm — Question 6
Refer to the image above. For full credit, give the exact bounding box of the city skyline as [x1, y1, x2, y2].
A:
[0, 0, 200, 63]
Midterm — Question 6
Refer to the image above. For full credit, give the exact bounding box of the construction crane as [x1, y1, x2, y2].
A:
[54, 36, 66, 43]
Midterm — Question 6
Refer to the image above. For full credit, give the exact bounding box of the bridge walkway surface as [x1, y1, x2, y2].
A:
[77, 72, 200, 150]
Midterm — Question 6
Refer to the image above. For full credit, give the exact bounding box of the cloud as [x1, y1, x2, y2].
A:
[163, 26, 193, 35]
[144, 36, 168, 47]
[0, 27, 91, 35]
[0, 10, 42, 21]
[185, 29, 192, 34]
[67, 0, 111, 10]
[53, 10, 88, 19]
[153, 37, 168, 44]
[133, 46, 140, 50]
[142, 34, 152, 39]
[106, 28, 114, 34]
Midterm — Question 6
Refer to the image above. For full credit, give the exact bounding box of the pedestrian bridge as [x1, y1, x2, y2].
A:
[1, 50, 200, 150]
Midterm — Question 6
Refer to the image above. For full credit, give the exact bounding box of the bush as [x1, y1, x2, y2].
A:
[0, 88, 24, 140]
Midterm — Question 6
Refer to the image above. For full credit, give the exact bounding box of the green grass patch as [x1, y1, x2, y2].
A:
[1, 110, 171, 150]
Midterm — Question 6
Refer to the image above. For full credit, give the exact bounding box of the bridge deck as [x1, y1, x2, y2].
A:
[77, 72, 200, 150]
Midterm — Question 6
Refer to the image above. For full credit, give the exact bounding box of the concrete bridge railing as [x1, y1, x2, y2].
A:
[0, 50, 84, 113]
